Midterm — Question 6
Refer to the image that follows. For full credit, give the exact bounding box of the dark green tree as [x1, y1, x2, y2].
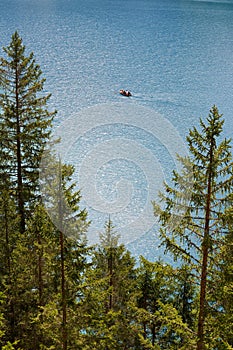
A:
[0, 161, 89, 350]
[0, 192, 19, 346]
[36, 159, 89, 350]
[0, 31, 55, 232]
[153, 106, 233, 349]
[173, 264, 197, 329]
[79, 219, 139, 349]
[206, 206, 233, 348]
[136, 257, 196, 349]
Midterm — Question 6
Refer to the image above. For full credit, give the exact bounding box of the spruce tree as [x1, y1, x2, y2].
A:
[0, 192, 19, 345]
[153, 106, 233, 349]
[79, 219, 139, 349]
[207, 206, 233, 348]
[0, 161, 89, 350]
[38, 159, 89, 350]
[136, 257, 196, 349]
[0, 31, 55, 232]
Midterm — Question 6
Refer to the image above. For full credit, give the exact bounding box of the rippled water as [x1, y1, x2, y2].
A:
[1, 0, 233, 260]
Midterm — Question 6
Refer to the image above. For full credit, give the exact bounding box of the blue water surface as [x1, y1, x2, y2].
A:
[1, 0, 233, 261]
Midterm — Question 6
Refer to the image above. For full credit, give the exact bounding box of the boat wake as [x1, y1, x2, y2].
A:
[130, 92, 184, 106]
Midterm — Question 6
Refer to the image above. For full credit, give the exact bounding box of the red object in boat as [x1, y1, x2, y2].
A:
[120, 89, 132, 97]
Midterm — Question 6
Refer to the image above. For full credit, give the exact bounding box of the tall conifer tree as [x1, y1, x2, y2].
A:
[208, 206, 233, 348]
[0, 31, 55, 232]
[38, 158, 89, 350]
[79, 219, 139, 349]
[0, 192, 19, 344]
[153, 106, 233, 349]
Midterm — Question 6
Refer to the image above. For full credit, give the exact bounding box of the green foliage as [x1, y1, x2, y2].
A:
[153, 106, 233, 349]
[25, 165, 89, 349]
[77, 219, 140, 349]
[0, 31, 56, 231]
[0, 32, 89, 350]
[136, 257, 197, 349]
[1, 32, 233, 350]
[205, 206, 233, 348]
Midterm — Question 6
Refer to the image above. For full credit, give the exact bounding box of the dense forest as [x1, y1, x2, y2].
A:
[0, 32, 232, 350]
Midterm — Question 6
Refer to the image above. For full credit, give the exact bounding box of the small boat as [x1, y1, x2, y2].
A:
[120, 89, 132, 97]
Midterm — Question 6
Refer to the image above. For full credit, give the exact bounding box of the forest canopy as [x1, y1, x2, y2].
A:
[0, 32, 232, 350]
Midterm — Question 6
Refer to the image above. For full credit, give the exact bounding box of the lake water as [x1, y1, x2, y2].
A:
[1, 0, 233, 261]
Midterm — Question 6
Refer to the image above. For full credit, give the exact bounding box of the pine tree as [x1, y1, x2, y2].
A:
[206, 206, 233, 348]
[0, 189, 20, 344]
[79, 219, 139, 349]
[0, 32, 90, 349]
[219, 210, 233, 346]
[173, 264, 197, 329]
[0, 31, 55, 232]
[37, 159, 89, 350]
[153, 106, 233, 349]
[136, 257, 196, 349]
[0, 160, 89, 350]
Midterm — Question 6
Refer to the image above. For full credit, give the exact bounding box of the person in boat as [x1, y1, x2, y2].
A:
[120, 89, 131, 96]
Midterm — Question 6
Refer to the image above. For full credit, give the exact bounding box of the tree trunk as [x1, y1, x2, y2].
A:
[15, 63, 25, 233]
[58, 160, 67, 350]
[37, 231, 44, 307]
[3, 197, 16, 342]
[197, 137, 214, 350]
[60, 230, 67, 350]
[108, 248, 113, 310]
